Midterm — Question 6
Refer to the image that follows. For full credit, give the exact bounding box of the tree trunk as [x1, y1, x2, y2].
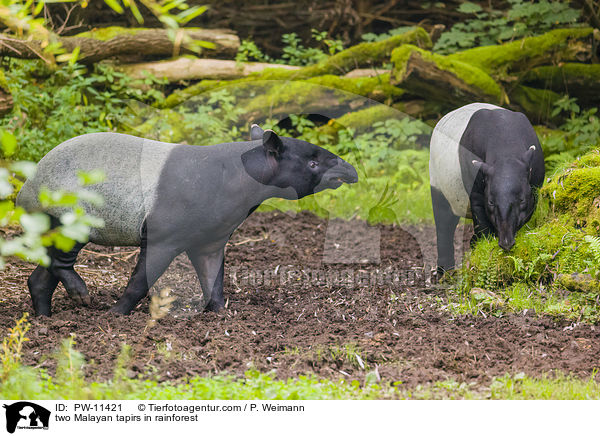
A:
[121, 58, 300, 82]
[390, 45, 504, 107]
[0, 69, 12, 115]
[521, 63, 600, 106]
[0, 27, 240, 63]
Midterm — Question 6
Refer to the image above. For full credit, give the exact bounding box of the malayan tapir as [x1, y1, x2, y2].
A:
[16, 126, 358, 316]
[429, 103, 545, 274]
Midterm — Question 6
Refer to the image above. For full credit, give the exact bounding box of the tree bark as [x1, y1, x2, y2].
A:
[521, 63, 600, 106]
[0, 69, 12, 115]
[390, 45, 504, 107]
[0, 27, 240, 63]
[121, 58, 300, 82]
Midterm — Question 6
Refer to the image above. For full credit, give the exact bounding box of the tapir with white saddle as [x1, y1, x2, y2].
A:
[17, 126, 358, 316]
[429, 103, 545, 274]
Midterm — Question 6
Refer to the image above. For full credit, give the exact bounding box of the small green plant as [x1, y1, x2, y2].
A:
[0, 313, 30, 382]
[434, 0, 581, 54]
[542, 96, 600, 175]
[236, 29, 344, 66]
[0, 60, 165, 162]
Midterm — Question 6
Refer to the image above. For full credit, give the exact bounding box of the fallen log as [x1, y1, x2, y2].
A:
[448, 27, 596, 76]
[120, 57, 300, 82]
[344, 68, 392, 78]
[390, 44, 504, 107]
[240, 73, 405, 120]
[0, 27, 240, 63]
[521, 63, 600, 106]
[507, 85, 563, 125]
[0, 69, 13, 115]
[162, 28, 431, 107]
[317, 101, 441, 138]
[258, 27, 432, 80]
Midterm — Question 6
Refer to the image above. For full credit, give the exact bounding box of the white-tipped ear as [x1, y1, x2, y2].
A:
[523, 144, 537, 166]
[250, 124, 264, 140]
[263, 129, 283, 155]
[472, 160, 492, 176]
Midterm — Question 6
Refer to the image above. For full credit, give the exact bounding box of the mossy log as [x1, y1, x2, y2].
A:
[521, 63, 600, 106]
[121, 57, 300, 82]
[0, 27, 240, 63]
[448, 28, 596, 77]
[557, 273, 600, 293]
[0, 69, 12, 115]
[257, 27, 432, 81]
[241, 74, 405, 120]
[317, 100, 443, 137]
[162, 28, 431, 108]
[542, 150, 600, 227]
[390, 44, 504, 107]
[508, 85, 563, 125]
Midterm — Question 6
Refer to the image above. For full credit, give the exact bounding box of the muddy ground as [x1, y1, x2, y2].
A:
[1, 211, 599, 389]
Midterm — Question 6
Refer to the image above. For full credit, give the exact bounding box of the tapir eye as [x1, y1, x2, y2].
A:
[488, 201, 494, 208]
[309, 160, 319, 169]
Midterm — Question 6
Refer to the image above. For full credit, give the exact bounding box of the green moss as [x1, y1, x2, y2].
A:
[509, 85, 562, 123]
[73, 26, 154, 40]
[448, 28, 594, 75]
[542, 150, 600, 221]
[162, 28, 430, 108]
[0, 69, 8, 92]
[259, 27, 431, 81]
[390, 44, 503, 102]
[557, 273, 600, 293]
[524, 63, 600, 83]
[243, 74, 403, 113]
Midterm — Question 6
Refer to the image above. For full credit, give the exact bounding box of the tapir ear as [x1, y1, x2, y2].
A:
[472, 160, 493, 177]
[250, 124, 264, 140]
[522, 145, 536, 166]
[263, 129, 284, 155]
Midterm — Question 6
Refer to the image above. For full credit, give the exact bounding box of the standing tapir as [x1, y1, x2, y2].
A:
[16, 125, 358, 316]
[429, 103, 545, 274]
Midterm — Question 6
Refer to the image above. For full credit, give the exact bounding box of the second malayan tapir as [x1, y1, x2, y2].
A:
[429, 103, 545, 274]
[17, 125, 358, 316]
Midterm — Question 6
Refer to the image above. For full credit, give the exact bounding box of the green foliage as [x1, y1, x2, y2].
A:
[434, 0, 582, 54]
[454, 176, 600, 322]
[361, 26, 417, 43]
[490, 372, 600, 400]
[0, 313, 30, 382]
[260, 114, 433, 224]
[0, 60, 165, 162]
[537, 97, 600, 175]
[236, 29, 344, 66]
[0, 126, 104, 267]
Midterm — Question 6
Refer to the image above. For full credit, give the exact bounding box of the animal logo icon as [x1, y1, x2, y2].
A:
[3, 402, 50, 433]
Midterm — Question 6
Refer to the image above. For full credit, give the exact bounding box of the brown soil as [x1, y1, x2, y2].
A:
[1, 211, 599, 388]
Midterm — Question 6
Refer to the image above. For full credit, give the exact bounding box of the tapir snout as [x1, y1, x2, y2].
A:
[321, 158, 358, 189]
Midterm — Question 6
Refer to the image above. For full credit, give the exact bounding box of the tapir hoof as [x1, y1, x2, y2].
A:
[67, 292, 91, 306]
[205, 299, 225, 312]
[108, 303, 133, 315]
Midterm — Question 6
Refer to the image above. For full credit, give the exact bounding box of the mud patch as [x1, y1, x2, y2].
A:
[1, 212, 599, 388]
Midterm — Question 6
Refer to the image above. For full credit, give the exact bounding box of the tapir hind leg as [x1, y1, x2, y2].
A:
[28, 265, 59, 316]
[27, 224, 89, 316]
[431, 186, 460, 274]
[186, 247, 225, 312]
[47, 242, 90, 306]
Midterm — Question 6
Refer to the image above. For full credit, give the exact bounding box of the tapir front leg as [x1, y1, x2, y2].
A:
[186, 247, 225, 312]
[431, 186, 460, 273]
[470, 192, 494, 246]
[109, 224, 180, 315]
